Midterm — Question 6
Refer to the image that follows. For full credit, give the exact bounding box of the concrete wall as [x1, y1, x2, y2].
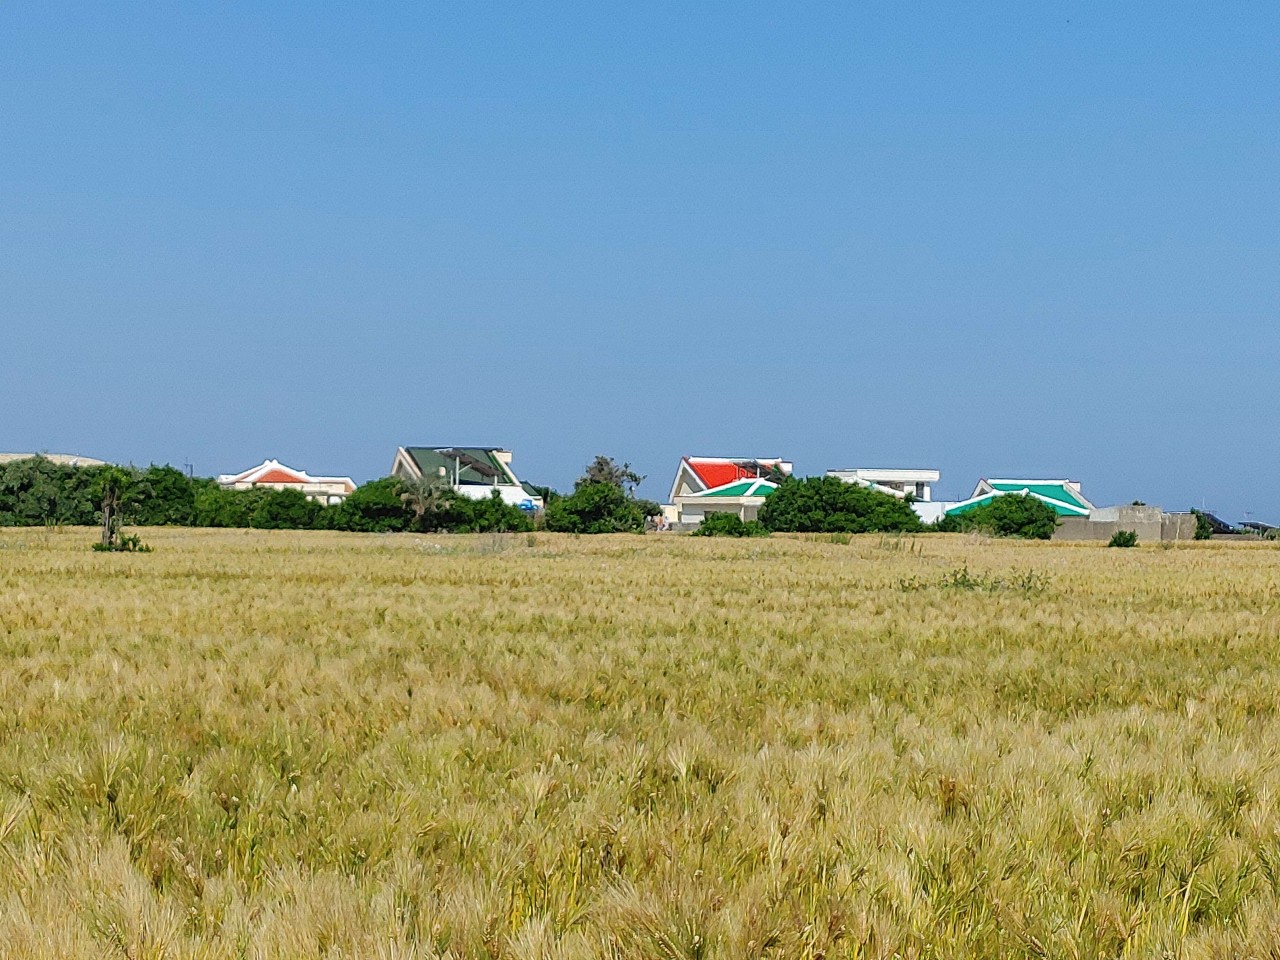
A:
[1054, 506, 1196, 542]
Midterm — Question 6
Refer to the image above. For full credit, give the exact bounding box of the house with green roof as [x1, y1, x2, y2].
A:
[391, 446, 542, 510]
[943, 478, 1094, 518]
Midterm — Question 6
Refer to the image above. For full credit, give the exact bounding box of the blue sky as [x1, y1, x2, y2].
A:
[3, 4, 1278, 517]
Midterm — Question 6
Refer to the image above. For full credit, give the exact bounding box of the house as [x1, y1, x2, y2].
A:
[391, 446, 542, 510]
[826, 467, 942, 521]
[944, 478, 1095, 519]
[217, 459, 356, 505]
[664, 456, 793, 527]
[826, 467, 939, 502]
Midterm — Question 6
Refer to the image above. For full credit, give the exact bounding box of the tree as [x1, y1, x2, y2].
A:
[132, 465, 197, 526]
[457, 490, 532, 532]
[93, 466, 136, 549]
[325, 478, 412, 532]
[758, 477, 924, 534]
[250, 488, 323, 530]
[1191, 509, 1214, 541]
[935, 494, 1058, 540]
[544, 482, 648, 534]
[579, 456, 644, 495]
[193, 484, 266, 528]
[0, 456, 102, 526]
[399, 474, 460, 531]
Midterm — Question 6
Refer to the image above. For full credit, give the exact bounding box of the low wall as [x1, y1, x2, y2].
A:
[1054, 508, 1196, 543]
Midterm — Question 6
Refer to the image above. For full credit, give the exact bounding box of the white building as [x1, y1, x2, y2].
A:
[827, 467, 943, 523]
[217, 459, 356, 506]
[826, 468, 939, 501]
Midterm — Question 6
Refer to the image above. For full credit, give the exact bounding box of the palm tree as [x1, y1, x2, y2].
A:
[399, 474, 454, 531]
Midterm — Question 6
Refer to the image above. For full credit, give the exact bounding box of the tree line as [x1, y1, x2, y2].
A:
[0, 456, 1060, 539]
[0, 455, 664, 535]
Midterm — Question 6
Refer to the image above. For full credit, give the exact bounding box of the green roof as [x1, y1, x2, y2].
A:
[689, 478, 778, 498]
[945, 490, 1089, 518]
[404, 447, 516, 486]
[988, 481, 1088, 510]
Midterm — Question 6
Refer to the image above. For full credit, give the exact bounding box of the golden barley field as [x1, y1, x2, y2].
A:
[3, 528, 1280, 958]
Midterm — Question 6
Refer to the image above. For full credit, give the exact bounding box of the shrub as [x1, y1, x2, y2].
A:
[0, 456, 104, 526]
[758, 477, 924, 534]
[456, 491, 532, 533]
[936, 494, 1058, 540]
[693, 512, 769, 538]
[545, 482, 648, 534]
[1191, 509, 1214, 541]
[193, 485, 270, 527]
[1108, 529, 1139, 548]
[250, 488, 323, 530]
[325, 478, 412, 532]
[132, 465, 197, 526]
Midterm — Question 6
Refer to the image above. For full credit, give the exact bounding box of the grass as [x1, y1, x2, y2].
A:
[2, 528, 1280, 957]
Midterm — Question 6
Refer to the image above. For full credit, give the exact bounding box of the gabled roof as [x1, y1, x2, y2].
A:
[946, 480, 1091, 518]
[218, 459, 355, 491]
[685, 477, 779, 499]
[396, 447, 520, 486]
[669, 456, 792, 502]
[979, 479, 1094, 511]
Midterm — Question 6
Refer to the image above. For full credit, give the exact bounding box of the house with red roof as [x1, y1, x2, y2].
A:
[217, 459, 356, 506]
[664, 456, 793, 527]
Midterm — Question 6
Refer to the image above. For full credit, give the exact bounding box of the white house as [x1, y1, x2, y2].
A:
[664, 456, 793, 526]
[217, 459, 356, 505]
[391, 446, 542, 510]
[826, 467, 940, 502]
[827, 467, 942, 521]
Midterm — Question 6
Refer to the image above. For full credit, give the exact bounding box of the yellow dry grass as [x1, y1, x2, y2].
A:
[2, 527, 1280, 958]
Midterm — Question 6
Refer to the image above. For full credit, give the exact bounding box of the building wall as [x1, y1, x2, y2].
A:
[1053, 507, 1196, 542]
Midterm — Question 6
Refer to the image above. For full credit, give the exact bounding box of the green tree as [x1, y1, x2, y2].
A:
[457, 490, 533, 532]
[193, 485, 266, 528]
[1191, 509, 1214, 540]
[132, 465, 197, 526]
[250, 488, 323, 530]
[93, 466, 136, 549]
[399, 474, 462, 532]
[325, 478, 412, 532]
[543, 455, 656, 533]
[545, 482, 647, 533]
[0, 456, 103, 526]
[936, 494, 1058, 540]
[581, 455, 644, 495]
[758, 477, 924, 534]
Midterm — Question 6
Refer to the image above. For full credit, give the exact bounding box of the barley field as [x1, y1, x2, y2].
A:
[2, 529, 1280, 958]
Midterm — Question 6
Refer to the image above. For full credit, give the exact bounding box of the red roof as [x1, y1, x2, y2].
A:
[686, 458, 772, 490]
[255, 468, 307, 484]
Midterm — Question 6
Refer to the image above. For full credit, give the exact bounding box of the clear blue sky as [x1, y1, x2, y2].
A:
[3, 4, 1277, 518]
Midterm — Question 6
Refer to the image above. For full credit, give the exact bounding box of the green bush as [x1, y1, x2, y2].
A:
[1108, 529, 1139, 548]
[250, 488, 323, 530]
[193, 485, 267, 528]
[325, 477, 412, 532]
[132, 465, 197, 526]
[1191, 509, 1214, 540]
[693, 512, 769, 537]
[455, 491, 532, 533]
[0, 456, 104, 526]
[758, 477, 924, 534]
[935, 494, 1058, 540]
[545, 482, 648, 534]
